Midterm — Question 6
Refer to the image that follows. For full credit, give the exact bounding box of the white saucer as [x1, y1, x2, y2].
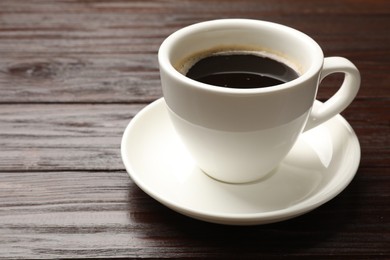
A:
[121, 98, 360, 225]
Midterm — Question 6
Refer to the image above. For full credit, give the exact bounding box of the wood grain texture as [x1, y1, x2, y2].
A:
[0, 0, 389, 102]
[0, 100, 388, 171]
[0, 103, 144, 171]
[0, 169, 389, 258]
[0, 0, 389, 259]
[1, 168, 389, 258]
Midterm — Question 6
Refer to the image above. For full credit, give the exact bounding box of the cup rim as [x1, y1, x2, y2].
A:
[158, 19, 324, 95]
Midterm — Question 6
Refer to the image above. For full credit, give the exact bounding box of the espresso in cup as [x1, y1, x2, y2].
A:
[178, 48, 300, 89]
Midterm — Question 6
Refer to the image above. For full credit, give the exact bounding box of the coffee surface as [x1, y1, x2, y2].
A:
[185, 53, 299, 89]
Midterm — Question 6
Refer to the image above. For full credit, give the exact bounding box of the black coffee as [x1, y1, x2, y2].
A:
[185, 53, 299, 89]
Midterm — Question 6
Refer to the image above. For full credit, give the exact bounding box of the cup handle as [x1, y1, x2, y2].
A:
[303, 57, 360, 132]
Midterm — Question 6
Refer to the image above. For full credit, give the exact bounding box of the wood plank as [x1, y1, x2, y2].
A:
[0, 103, 145, 171]
[0, 168, 388, 258]
[0, 0, 388, 103]
[0, 100, 388, 172]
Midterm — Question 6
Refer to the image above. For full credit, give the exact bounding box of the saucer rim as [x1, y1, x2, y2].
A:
[121, 98, 360, 225]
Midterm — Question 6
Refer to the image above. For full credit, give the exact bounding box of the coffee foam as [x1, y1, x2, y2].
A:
[174, 45, 303, 77]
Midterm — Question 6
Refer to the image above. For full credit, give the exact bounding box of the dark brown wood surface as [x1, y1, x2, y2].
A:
[0, 0, 389, 258]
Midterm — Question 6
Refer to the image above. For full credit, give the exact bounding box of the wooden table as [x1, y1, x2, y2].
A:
[1, 0, 389, 258]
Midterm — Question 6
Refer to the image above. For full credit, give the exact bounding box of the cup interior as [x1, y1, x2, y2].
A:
[159, 19, 323, 88]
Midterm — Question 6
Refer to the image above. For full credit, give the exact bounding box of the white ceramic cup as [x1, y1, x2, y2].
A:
[158, 19, 360, 183]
